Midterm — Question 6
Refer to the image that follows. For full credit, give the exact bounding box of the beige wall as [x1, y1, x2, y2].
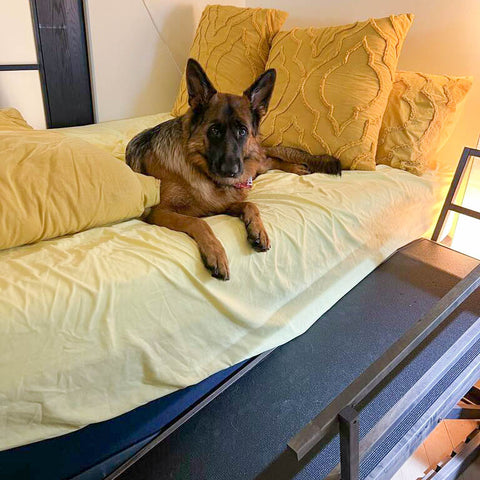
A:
[0, 0, 46, 128]
[85, 0, 244, 122]
[2, 0, 478, 158]
[246, 0, 480, 170]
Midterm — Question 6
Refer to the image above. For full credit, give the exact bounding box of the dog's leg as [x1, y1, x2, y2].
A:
[225, 202, 270, 252]
[147, 207, 230, 280]
[264, 145, 342, 176]
[262, 157, 311, 175]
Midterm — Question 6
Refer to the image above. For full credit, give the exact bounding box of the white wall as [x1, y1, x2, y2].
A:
[85, 0, 244, 122]
[246, 0, 480, 170]
[0, 0, 46, 128]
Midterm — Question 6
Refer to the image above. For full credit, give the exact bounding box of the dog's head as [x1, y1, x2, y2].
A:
[184, 58, 276, 185]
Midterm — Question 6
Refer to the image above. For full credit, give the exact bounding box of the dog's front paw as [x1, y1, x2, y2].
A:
[247, 223, 271, 252]
[200, 244, 230, 281]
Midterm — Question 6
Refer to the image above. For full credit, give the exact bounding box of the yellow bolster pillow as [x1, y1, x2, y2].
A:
[0, 124, 160, 251]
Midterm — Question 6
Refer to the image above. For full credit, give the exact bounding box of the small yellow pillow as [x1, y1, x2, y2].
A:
[0, 108, 33, 131]
[171, 5, 288, 116]
[376, 71, 473, 175]
[0, 129, 160, 250]
[261, 14, 414, 170]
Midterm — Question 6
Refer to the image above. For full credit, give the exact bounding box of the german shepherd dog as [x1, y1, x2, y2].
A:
[126, 59, 340, 280]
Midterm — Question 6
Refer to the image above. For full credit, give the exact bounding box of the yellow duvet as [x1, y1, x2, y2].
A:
[0, 114, 443, 451]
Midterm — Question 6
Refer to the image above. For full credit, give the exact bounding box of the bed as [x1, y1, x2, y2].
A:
[0, 113, 447, 479]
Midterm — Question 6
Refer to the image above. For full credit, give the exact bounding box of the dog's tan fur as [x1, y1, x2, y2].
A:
[126, 59, 340, 280]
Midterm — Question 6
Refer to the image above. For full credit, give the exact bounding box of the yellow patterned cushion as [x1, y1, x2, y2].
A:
[376, 71, 473, 175]
[261, 14, 414, 170]
[171, 5, 288, 116]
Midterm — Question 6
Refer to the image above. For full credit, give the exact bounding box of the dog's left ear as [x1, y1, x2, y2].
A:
[243, 69, 276, 118]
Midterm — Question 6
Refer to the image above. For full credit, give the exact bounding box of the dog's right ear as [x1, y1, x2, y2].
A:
[186, 59, 217, 111]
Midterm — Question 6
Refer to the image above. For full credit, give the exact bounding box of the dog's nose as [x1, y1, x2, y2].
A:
[219, 162, 240, 177]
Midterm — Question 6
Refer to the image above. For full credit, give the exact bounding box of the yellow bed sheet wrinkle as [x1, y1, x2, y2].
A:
[0, 116, 447, 451]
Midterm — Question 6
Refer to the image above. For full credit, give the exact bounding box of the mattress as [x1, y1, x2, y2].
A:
[0, 114, 445, 452]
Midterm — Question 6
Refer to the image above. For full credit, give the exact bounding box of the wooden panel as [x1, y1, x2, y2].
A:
[444, 420, 479, 449]
[423, 422, 454, 467]
[31, 0, 93, 127]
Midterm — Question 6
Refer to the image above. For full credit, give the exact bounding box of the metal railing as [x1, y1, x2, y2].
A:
[288, 264, 480, 479]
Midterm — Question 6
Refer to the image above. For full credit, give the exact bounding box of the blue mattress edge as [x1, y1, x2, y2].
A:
[0, 359, 249, 480]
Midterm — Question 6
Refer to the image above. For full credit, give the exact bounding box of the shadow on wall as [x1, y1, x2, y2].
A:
[153, 1, 197, 72]
[85, 0, 198, 122]
[133, 3, 196, 118]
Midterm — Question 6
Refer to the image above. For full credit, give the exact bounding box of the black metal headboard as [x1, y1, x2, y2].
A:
[0, 0, 94, 128]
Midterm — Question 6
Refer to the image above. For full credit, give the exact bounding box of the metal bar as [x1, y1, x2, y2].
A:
[325, 320, 480, 480]
[445, 404, 480, 420]
[467, 148, 480, 157]
[432, 147, 474, 241]
[104, 348, 275, 480]
[0, 64, 39, 71]
[288, 264, 480, 460]
[449, 204, 480, 221]
[339, 407, 359, 480]
[426, 429, 480, 479]
[365, 344, 480, 479]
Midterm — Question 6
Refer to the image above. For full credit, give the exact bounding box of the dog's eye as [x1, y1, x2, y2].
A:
[209, 125, 222, 138]
[238, 126, 248, 137]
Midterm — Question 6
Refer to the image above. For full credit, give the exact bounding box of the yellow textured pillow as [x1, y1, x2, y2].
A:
[171, 4, 288, 116]
[261, 14, 414, 170]
[376, 71, 473, 175]
[0, 108, 33, 131]
[0, 130, 160, 250]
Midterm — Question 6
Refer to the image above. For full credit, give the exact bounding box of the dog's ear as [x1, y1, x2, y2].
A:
[186, 59, 217, 111]
[243, 69, 276, 118]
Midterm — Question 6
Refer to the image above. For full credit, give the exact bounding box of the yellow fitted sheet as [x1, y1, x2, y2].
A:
[0, 115, 443, 451]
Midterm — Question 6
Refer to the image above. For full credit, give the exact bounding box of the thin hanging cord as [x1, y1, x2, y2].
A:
[141, 0, 182, 74]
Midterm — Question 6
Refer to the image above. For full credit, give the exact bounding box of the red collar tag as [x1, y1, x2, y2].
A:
[233, 177, 253, 189]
